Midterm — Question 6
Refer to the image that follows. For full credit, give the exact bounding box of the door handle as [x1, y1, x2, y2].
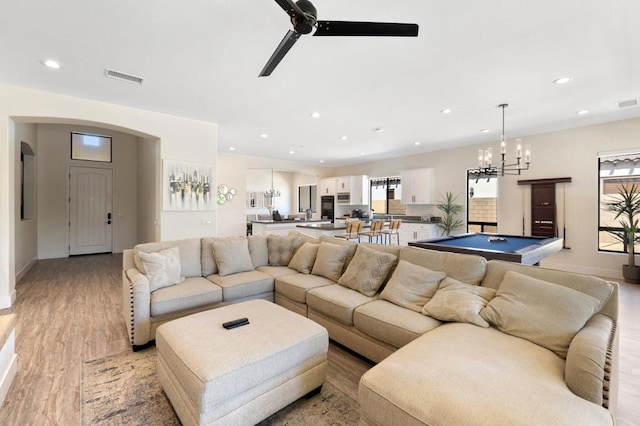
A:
[107, 212, 112, 225]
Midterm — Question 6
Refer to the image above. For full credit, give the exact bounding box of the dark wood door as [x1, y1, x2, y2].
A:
[531, 183, 556, 237]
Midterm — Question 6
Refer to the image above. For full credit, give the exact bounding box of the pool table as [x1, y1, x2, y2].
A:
[408, 233, 563, 265]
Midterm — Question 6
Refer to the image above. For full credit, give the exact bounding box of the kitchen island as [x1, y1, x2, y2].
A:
[251, 219, 331, 236]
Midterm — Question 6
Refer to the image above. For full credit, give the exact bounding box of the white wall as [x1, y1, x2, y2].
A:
[36, 124, 139, 258]
[332, 117, 640, 280]
[0, 83, 218, 309]
[137, 137, 160, 243]
[14, 123, 38, 282]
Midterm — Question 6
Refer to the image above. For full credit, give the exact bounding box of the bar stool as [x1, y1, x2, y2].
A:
[358, 219, 385, 244]
[335, 220, 363, 242]
[382, 218, 402, 245]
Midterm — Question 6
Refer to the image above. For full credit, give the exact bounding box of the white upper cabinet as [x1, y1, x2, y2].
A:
[320, 177, 337, 196]
[401, 168, 435, 204]
[336, 176, 351, 192]
[347, 175, 369, 205]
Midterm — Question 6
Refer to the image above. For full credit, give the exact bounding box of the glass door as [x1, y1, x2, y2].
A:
[467, 171, 498, 233]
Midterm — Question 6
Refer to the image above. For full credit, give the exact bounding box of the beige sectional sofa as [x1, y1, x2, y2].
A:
[122, 232, 619, 425]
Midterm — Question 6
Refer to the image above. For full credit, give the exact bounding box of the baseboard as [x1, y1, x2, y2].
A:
[0, 291, 16, 310]
[0, 331, 18, 407]
[16, 257, 37, 284]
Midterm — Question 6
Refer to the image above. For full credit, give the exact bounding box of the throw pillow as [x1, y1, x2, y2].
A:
[211, 237, 254, 277]
[288, 243, 319, 274]
[319, 235, 358, 271]
[138, 246, 182, 292]
[380, 260, 446, 312]
[288, 230, 320, 245]
[479, 271, 600, 358]
[338, 245, 398, 297]
[422, 277, 496, 327]
[248, 235, 269, 268]
[267, 235, 303, 266]
[311, 242, 351, 282]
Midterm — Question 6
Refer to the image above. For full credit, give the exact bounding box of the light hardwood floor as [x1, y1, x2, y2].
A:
[0, 254, 638, 425]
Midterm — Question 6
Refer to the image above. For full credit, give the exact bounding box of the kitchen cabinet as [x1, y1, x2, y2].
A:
[320, 178, 337, 196]
[336, 176, 350, 192]
[399, 222, 439, 246]
[401, 168, 435, 204]
[348, 175, 369, 205]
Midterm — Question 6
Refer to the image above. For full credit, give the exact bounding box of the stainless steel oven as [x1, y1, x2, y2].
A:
[337, 192, 350, 204]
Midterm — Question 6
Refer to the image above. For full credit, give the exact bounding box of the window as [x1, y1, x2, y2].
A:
[598, 153, 640, 253]
[467, 171, 498, 233]
[298, 185, 317, 213]
[370, 177, 405, 215]
[71, 132, 112, 162]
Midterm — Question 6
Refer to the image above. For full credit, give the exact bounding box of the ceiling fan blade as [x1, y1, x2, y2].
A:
[274, 0, 306, 20]
[314, 21, 419, 37]
[259, 30, 301, 77]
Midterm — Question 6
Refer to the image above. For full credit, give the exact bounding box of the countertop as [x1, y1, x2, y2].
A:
[252, 219, 330, 224]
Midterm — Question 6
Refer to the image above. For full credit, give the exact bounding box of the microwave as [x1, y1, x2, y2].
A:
[337, 192, 350, 204]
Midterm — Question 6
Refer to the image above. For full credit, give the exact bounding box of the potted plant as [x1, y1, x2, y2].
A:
[436, 191, 464, 236]
[605, 183, 640, 283]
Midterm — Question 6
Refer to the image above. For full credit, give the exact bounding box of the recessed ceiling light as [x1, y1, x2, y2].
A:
[260, 133, 268, 138]
[310, 112, 320, 118]
[414, 142, 421, 146]
[43, 59, 61, 69]
[440, 108, 452, 114]
[576, 110, 589, 115]
[289, 150, 295, 154]
[341, 136, 348, 141]
[481, 128, 490, 133]
[553, 77, 571, 85]
[359, 153, 365, 156]
[229, 147, 235, 151]
[374, 127, 384, 133]
[319, 160, 324, 163]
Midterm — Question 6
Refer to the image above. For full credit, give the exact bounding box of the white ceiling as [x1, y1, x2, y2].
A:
[1, 0, 639, 166]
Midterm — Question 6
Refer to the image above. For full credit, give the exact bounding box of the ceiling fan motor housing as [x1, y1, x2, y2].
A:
[293, 0, 317, 34]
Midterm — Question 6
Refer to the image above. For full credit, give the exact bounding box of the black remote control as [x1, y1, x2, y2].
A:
[223, 317, 249, 329]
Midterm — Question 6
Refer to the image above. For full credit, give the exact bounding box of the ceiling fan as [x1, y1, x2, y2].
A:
[259, 0, 419, 77]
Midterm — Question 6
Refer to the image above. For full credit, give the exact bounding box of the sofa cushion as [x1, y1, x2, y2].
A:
[275, 273, 335, 303]
[288, 242, 319, 274]
[135, 238, 202, 278]
[201, 237, 218, 276]
[211, 237, 254, 276]
[288, 230, 320, 244]
[399, 246, 487, 285]
[207, 270, 274, 302]
[565, 313, 614, 406]
[318, 235, 358, 271]
[138, 247, 183, 292]
[311, 243, 350, 282]
[354, 300, 441, 348]
[150, 277, 222, 317]
[248, 235, 269, 268]
[359, 323, 613, 426]
[267, 234, 303, 266]
[256, 265, 299, 279]
[307, 284, 375, 326]
[379, 260, 445, 312]
[338, 245, 398, 297]
[481, 260, 614, 312]
[422, 278, 496, 327]
[480, 271, 600, 358]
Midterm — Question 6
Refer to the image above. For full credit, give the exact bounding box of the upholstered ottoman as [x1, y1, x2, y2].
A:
[156, 299, 328, 426]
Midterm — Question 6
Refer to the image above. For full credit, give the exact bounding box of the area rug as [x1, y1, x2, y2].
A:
[81, 347, 360, 425]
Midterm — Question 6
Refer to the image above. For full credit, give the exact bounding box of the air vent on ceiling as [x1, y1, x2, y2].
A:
[104, 68, 144, 85]
[617, 98, 638, 109]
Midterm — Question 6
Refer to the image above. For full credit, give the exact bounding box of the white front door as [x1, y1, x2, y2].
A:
[69, 166, 113, 255]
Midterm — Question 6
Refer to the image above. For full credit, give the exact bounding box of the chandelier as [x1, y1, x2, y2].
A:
[264, 169, 281, 197]
[470, 103, 531, 179]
